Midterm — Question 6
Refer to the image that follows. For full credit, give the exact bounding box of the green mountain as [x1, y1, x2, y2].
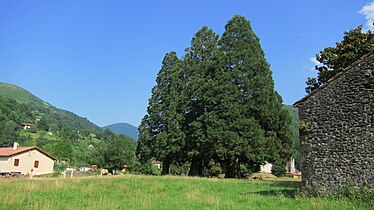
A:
[0, 82, 42, 104]
[0, 82, 101, 133]
[103, 123, 139, 140]
[0, 82, 137, 168]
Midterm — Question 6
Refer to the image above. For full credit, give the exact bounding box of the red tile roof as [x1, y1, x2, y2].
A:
[0, 146, 57, 160]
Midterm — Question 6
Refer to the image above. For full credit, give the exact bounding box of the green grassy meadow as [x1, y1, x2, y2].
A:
[0, 175, 371, 210]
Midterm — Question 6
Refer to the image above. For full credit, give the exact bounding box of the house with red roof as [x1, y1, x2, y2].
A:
[0, 142, 57, 175]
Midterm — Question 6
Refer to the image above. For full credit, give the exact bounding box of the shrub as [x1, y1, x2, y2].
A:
[239, 164, 252, 178]
[170, 163, 190, 176]
[132, 160, 160, 175]
[271, 163, 286, 177]
[202, 161, 222, 177]
[314, 183, 374, 205]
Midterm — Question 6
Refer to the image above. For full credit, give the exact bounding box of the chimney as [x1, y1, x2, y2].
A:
[13, 142, 18, 150]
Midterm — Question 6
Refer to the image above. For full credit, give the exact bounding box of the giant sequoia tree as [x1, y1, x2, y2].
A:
[137, 52, 186, 175]
[137, 15, 293, 178]
[183, 26, 221, 176]
[216, 15, 292, 177]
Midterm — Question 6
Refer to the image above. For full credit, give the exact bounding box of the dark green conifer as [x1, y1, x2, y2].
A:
[137, 52, 186, 175]
[137, 16, 293, 178]
[183, 26, 220, 176]
[218, 15, 292, 177]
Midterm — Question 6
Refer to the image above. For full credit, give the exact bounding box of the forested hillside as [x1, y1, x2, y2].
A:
[0, 84, 136, 170]
[0, 82, 101, 133]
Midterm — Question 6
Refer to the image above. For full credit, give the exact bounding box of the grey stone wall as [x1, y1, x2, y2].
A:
[296, 53, 374, 195]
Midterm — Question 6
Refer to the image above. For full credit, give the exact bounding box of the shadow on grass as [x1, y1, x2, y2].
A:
[241, 189, 298, 198]
[270, 180, 301, 188]
[241, 180, 301, 198]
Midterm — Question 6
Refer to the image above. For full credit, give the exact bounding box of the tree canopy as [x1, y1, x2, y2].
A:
[137, 15, 293, 178]
[306, 26, 374, 93]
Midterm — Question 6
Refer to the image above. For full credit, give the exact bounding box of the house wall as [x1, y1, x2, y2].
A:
[0, 149, 55, 175]
[297, 53, 374, 195]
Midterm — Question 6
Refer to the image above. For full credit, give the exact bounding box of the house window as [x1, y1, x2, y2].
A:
[34, 161, 39, 168]
[14, 159, 19, 166]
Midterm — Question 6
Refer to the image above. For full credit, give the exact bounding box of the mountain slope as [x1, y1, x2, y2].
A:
[103, 123, 139, 140]
[0, 82, 42, 104]
[0, 82, 101, 133]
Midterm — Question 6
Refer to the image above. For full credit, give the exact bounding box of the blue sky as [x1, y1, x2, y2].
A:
[1, 1, 373, 127]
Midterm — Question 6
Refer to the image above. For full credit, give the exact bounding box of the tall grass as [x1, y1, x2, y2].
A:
[0, 175, 370, 209]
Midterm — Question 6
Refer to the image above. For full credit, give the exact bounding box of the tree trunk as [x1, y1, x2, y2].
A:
[188, 157, 203, 176]
[161, 159, 170, 175]
[224, 157, 240, 178]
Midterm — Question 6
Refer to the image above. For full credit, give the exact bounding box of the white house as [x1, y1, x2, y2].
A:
[0, 143, 57, 175]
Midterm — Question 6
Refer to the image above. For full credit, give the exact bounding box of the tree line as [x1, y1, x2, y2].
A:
[136, 15, 294, 178]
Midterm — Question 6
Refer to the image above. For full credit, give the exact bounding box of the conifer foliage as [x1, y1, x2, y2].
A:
[137, 15, 293, 177]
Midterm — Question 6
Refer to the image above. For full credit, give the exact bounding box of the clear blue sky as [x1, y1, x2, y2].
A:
[1, 1, 373, 127]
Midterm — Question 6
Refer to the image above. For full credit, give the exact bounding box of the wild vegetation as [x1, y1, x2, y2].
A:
[0, 176, 371, 210]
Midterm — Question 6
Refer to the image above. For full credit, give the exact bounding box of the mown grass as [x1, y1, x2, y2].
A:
[0, 175, 371, 209]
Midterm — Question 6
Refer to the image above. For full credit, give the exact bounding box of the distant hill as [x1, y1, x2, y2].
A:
[0, 82, 101, 133]
[103, 123, 139, 140]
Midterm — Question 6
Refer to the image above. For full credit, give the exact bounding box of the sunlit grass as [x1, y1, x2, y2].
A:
[0, 175, 371, 209]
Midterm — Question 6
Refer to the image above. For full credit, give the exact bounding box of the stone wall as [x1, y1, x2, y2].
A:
[295, 53, 374, 195]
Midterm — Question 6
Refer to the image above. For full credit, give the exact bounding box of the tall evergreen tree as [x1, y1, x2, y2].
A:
[137, 16, 293, 178]
[183, 26, 220, 176]
[137, 52, 186, 175]
[218, 15, 292, 177]
[136, 115, 154, 163]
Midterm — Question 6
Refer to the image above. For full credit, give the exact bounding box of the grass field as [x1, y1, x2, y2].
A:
[0, 175, 371, 210]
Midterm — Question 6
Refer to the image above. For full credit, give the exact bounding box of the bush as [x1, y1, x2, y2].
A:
[239, 164, 252, 178]
[314, 183, 374, 205]
[202, 161, 222, 177]
[337, 184, 374, 202]
[54, 162, 68, 173]
[132, 160, 160, 175]
[170, 163, 190, 176]
[271, 164, 286, 177]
